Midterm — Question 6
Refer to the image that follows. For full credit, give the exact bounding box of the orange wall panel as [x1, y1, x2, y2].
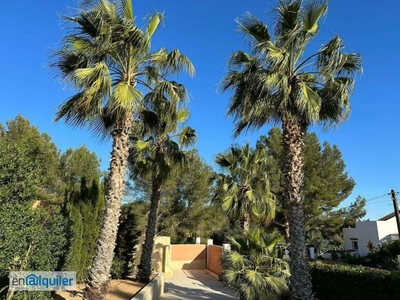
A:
[208, 245, 223, 275]
[171, 245, 206, 261]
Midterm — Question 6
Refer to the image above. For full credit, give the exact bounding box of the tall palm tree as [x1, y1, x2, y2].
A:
[129, 80, 196, 282]
[213, 143, 276, 235]
[220, 1, 362, 298]
[52, 0, 193, 298]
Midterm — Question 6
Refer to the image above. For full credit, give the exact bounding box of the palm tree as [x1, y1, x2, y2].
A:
[220, 1, 362, 298]
[129, 80, 196, 282]
[221, 228, 290, 300]
[52, 0, 193, 298]
[213, 143, 276, 235]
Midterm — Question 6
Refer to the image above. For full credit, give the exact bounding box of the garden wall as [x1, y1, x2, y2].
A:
[170, 244, 206, 270]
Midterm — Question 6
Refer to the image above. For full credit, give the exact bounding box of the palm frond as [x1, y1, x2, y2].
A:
[275, 0, 302, 46]
[110, 82, 142, 112]
[179, 126, 196, 147]
[176, 108, 190, 123]
[142, 12, 163, 51]
[236, 12, 271, 45]
[276, 0, 301, 32]
[297, 81, 322, 121]
[228, 51, 258, 69]
[339, 53, 363, 75]
[119, 0, 134, 21]
[55, 92, 101, 128]
[166, 49, 195, 77]
[302, 0, 328, 35]
[134, 139, 151, 151]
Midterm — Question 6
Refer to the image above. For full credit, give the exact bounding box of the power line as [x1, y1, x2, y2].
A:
[367, 199, 391, 205]
[337, 194, 390, 210]
[365, 194, 389, 202]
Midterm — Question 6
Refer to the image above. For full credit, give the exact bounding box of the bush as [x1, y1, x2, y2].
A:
[364, 240, 400, 270]
[111, 203, 140, 278]
[341, 253, 364, 265]
[310, 262, 400, 300]
[0, 203, 67, 300]
[110, 258, 126, 279]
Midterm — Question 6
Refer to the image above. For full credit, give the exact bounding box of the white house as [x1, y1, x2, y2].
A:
[343, 212, 399, 256]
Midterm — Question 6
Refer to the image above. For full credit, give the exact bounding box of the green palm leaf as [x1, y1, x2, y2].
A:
[302, 0, 328, 35]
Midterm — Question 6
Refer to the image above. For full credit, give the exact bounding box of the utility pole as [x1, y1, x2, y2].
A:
[390, 190, 400, 237]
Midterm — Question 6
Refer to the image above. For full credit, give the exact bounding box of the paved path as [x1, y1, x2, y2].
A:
[160, 269, 238, 300]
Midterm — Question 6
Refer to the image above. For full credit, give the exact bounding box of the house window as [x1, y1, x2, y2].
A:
[351, 239, 358, 250]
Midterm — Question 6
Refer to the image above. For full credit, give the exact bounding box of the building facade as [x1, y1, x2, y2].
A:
[343, 212, 399, 256]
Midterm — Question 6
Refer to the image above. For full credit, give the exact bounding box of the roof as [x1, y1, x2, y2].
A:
[379, 211, 400, 221]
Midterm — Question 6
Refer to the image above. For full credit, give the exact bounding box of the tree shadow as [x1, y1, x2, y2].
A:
[163, 270, 237, 300]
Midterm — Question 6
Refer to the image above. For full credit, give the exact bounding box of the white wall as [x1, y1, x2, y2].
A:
[355, 221, 379, 256]
[343, 217, 399, 257]
[343, 221, 379, 256]
[377, 217, 399, 242]
[343, 227, 357, 252]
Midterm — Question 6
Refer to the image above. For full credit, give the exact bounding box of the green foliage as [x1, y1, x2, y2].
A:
[364, 240, 400, 270]
[1, 115, 63, 203]
[110, 258, 126, 280]
[341, 253, 364, 265]
[340, 196, 367, 228]
[129, 150, 228, 243]
[60, 147, 101, 193]
[59, 146, 104, 282]
[310, 262, 400, 300]
[156, 151, 228, 243]
[0, 142, 39, 204]
[256, 128, 357, 246]
[63, 178, 104, 282]
[221, 229, 290, 300]
[111, 203, 141, 278]
[0, 203, 67, 300]
[213, 143, 276, 234]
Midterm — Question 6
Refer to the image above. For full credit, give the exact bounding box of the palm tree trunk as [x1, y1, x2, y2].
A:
[241, 208, 250, 235]
[282, 118, 313, 300]
[137, 174, 163, 282]
[84, 115, 133, 300]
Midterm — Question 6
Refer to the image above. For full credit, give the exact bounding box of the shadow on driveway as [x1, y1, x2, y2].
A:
[161, 269, 237, 300]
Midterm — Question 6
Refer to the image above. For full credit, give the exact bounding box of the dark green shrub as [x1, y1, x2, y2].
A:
[111, 203, 140, 278]
[341, 253, 364, 265]
[364, 240, 400, 270]
[110, 258, 125, 279]
[63, 179, 105, 282]
[310, 262, 400, 300]
[0, 203, 67, 300]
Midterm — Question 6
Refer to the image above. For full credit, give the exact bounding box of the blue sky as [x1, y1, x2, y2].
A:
[0, 0, 399, 220]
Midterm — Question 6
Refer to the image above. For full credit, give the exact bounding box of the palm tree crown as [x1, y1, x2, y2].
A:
[53, 0, 194, 133]
[221, 0, 362, 135]
[213, 143, 276, 234]
[130, 81, 196, 182]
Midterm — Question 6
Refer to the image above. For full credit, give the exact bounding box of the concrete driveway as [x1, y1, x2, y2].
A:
[160, 269, 238, 300]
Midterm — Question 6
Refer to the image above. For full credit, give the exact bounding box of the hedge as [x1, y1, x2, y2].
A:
[310, 262, 400, 300]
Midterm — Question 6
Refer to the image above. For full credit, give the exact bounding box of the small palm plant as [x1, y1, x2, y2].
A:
[221, 229, 290, 300]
